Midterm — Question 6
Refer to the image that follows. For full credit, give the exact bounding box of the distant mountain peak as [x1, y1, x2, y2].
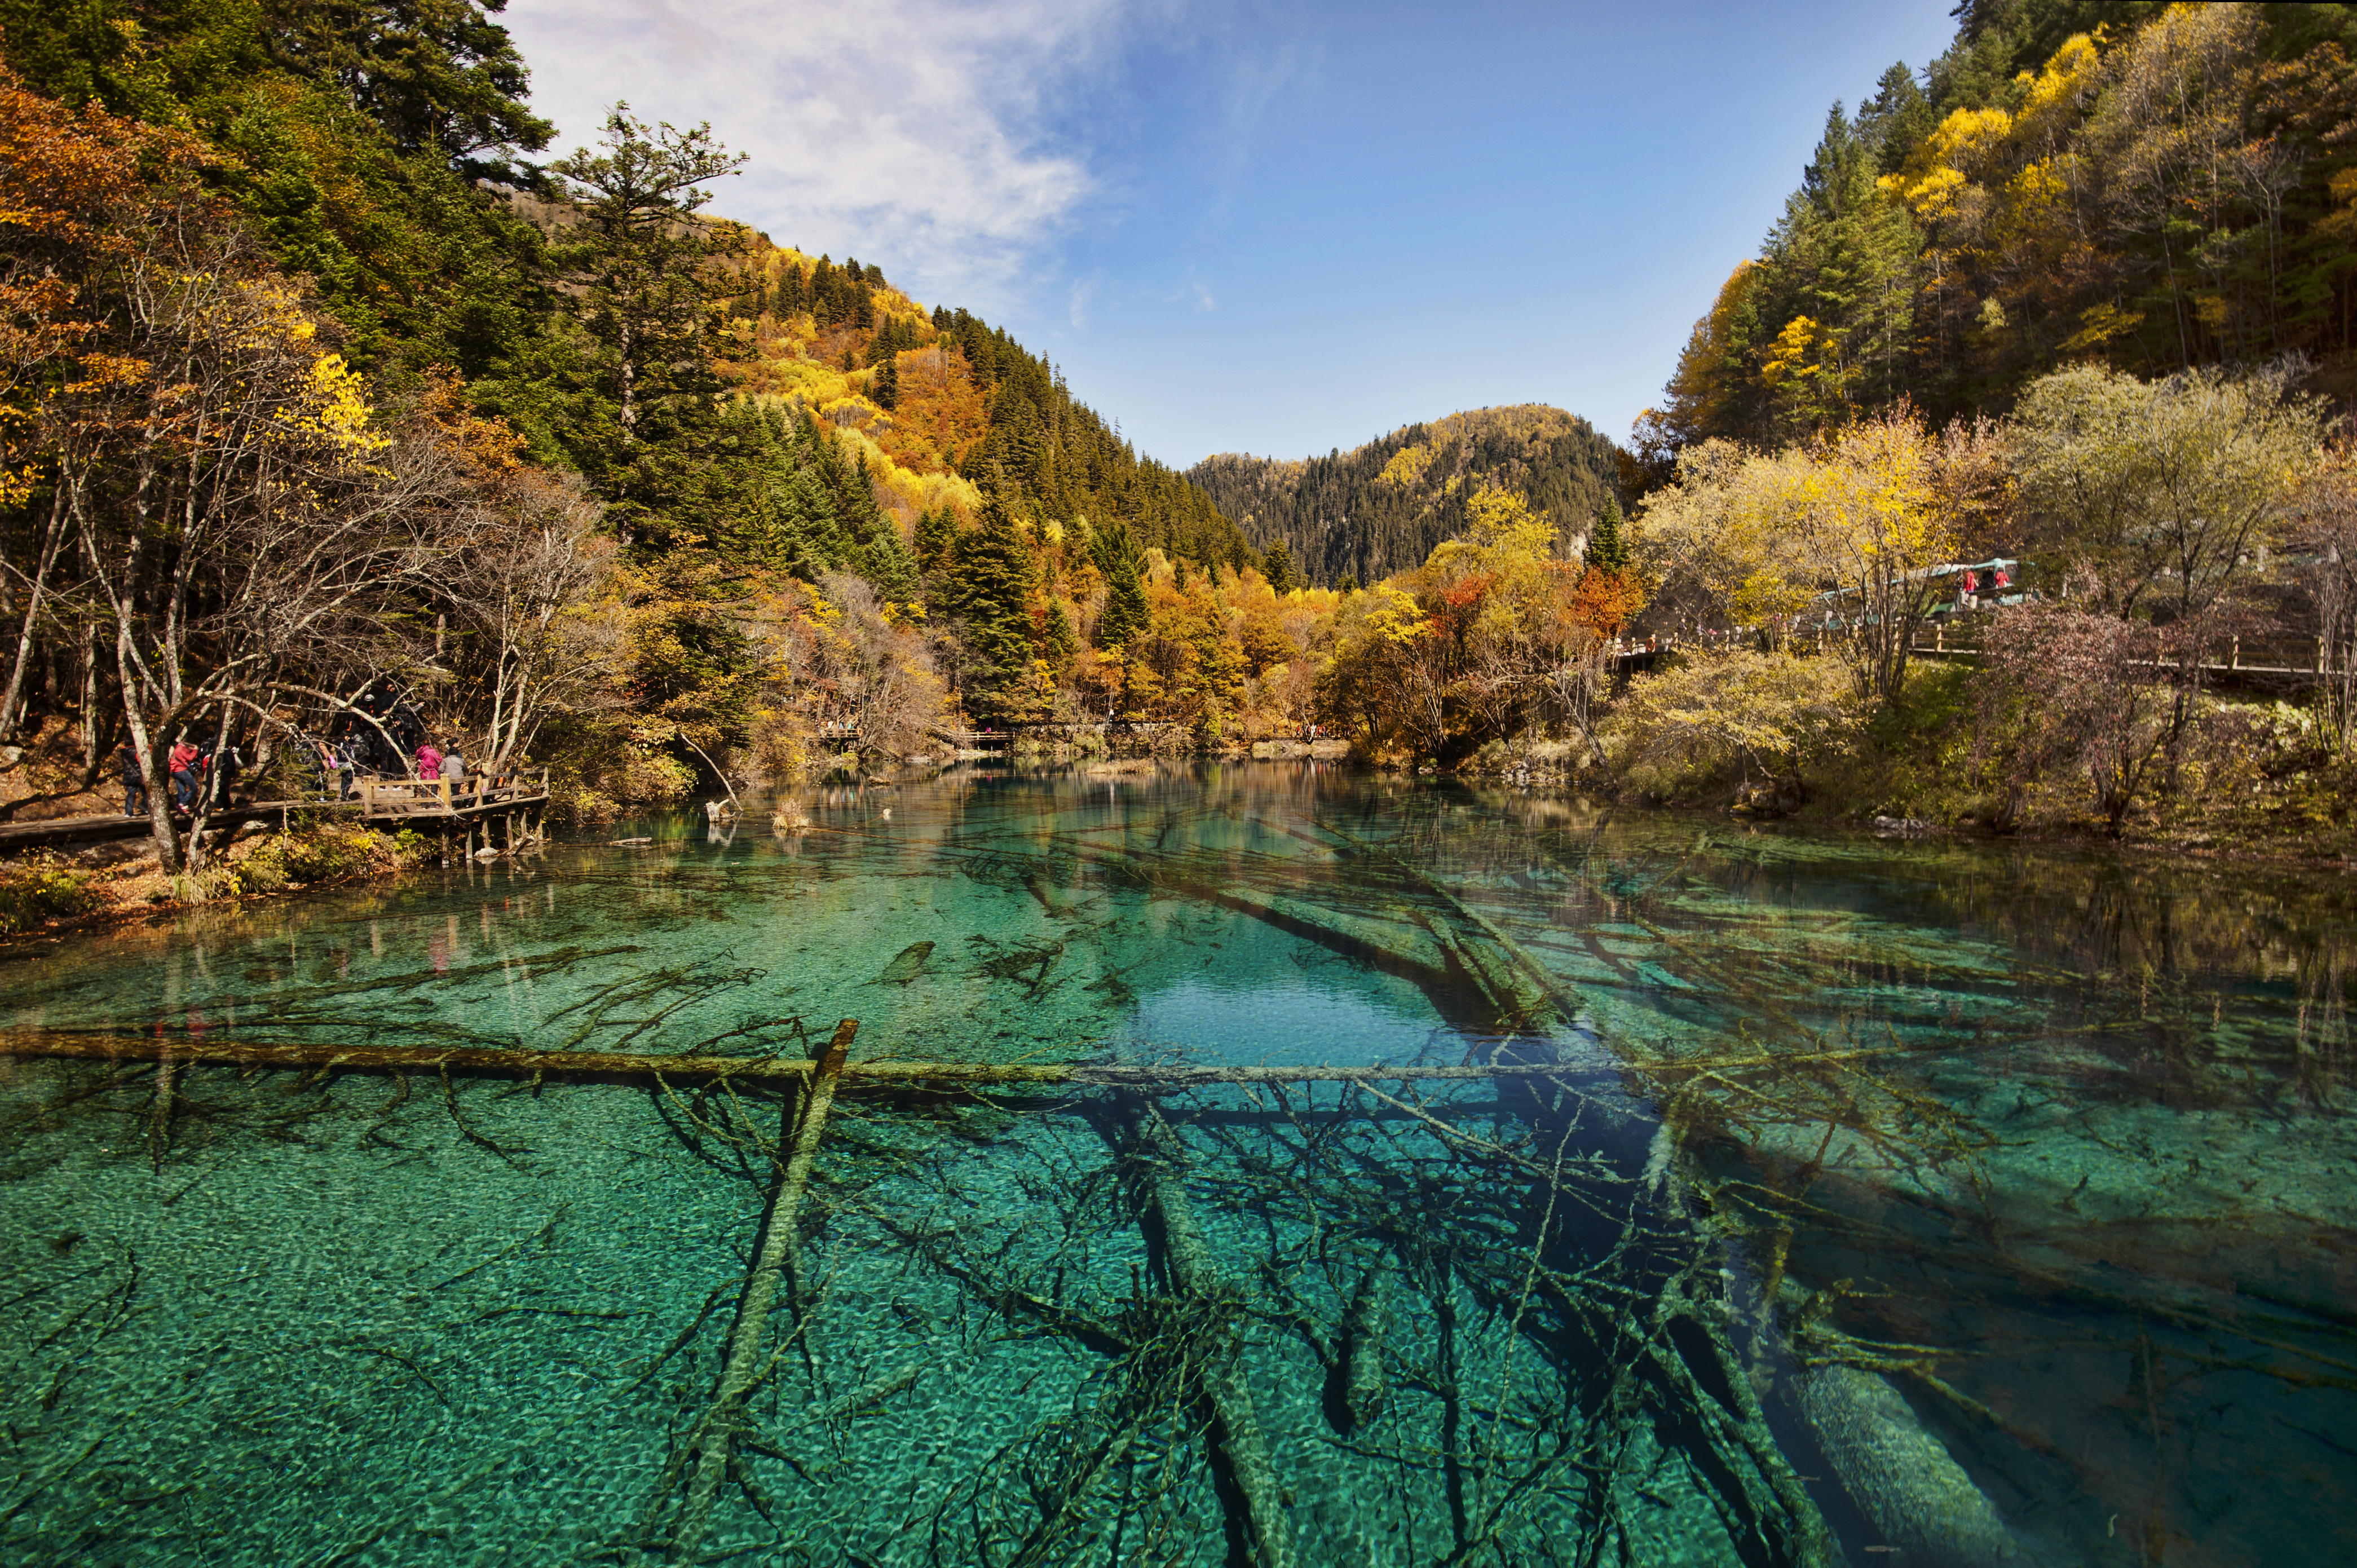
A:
[1188, 405, 1623, 588]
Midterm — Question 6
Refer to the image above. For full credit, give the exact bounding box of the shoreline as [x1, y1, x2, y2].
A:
[7, 760, 2348, 959]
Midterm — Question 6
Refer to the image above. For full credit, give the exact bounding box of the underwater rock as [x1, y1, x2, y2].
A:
[1791, 1362, 2020, 1566]
[875, 941, 934, 986]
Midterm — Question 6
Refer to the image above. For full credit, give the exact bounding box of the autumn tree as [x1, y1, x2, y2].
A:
[2010, 360, 2321, 621]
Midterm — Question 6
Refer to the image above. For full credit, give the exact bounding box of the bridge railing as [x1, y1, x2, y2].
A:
[360, 767, 549, 819]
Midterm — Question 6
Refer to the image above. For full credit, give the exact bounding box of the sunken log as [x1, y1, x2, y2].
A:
[0, 1030, 1579, 1086]
[670, 1018, 857, 1557]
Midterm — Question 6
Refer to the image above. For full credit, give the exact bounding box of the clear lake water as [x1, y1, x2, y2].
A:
[0, 762, 2349, 1567]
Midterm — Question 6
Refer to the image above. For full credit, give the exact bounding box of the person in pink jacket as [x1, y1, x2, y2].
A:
[416, 741, 443, 781]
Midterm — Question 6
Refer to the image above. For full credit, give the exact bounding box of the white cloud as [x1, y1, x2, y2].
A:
[503, 0, 1121, 309]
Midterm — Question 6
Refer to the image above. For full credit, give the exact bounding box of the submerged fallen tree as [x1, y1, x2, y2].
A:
[0, 1029, 1582, 1086]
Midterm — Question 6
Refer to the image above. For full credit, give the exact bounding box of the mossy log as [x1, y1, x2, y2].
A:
[0, 1030, 1576, 1087]
[668, 1018, 857, 1558]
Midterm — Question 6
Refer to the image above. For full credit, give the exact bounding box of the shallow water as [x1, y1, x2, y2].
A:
[1, 763, 2349, 1566]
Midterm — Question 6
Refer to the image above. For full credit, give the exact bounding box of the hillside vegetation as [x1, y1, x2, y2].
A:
[1608, 0, 2357, 853]
[0, 0, 1279, 870]
[1189, 406, 1621, 589]
[1637, 0, 2357, 463]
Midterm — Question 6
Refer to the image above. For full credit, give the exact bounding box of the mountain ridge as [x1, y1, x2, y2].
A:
[1188, 404, 1623, 588]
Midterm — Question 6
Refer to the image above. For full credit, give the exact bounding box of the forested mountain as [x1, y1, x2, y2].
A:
[1189, 407, 1623, 588]
[0, 0, 1270, 845]
[1637, 0, 2357, 474]
[717, 248, 1252, 569]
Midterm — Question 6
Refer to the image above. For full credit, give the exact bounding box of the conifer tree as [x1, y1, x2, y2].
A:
[943, 484, 1043, 722]
[915, 507, 957, 577]
[543, 105, 748, 543]
[1588, 497, 1631, 572]
[1262, 537, 1297, 594]
[1091, 515, 1149, 650]
[873, 352, 899, 409]
[1044, 599, 1078, 667]
[775, 467, 855, 576]
[863, 513, 921, 605]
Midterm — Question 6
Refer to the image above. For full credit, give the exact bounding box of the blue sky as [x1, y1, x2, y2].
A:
[504, 0, 1960, 466]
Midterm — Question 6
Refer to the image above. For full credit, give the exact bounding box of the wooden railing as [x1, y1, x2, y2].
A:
[1908, 625, 2344, 679]
[360, 767, 549, 819]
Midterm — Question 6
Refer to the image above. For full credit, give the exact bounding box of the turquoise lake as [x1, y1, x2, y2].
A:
[1, 762, 2350, 1566]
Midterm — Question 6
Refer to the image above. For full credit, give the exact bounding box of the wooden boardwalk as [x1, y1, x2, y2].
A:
[357, 767, 549, 820]
[1, 768, 551, 855]
[0, 799, 352, 854]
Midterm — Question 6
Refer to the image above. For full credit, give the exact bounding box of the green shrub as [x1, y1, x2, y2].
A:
[0, 862, 99, 934]
[280, 826, 382, 882]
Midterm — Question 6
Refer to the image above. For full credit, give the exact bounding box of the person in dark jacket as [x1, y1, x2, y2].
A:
[118, 744, 147, 816]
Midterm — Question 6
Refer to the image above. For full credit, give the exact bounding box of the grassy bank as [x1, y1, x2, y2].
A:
[0, 818, 433, 943]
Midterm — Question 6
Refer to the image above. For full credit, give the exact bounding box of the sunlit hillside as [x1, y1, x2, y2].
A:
[718, 243, 1252, 564]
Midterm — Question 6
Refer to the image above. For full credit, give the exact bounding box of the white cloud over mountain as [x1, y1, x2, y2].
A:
[504, 0, 1120, 306]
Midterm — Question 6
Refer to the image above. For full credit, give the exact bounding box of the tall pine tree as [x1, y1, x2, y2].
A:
[1091, 516, 1149, 650]
[1261, 537, 1297, 594]
[1587, 497, 1630, 572]
[943, 485, 1043, 722]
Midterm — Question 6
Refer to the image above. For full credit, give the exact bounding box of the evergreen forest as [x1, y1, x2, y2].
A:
[1187, 407, 1622, 591]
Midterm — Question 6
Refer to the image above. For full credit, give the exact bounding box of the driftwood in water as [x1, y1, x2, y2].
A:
[0, 1030, 1577, 1088]
[1112, 1097, 1299, 1568]
[664, 1018, 857, 1558]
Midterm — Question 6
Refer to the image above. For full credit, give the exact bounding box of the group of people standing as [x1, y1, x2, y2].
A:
[311, 732, 470, 800]
[117, 738, 241, 818]
[114, 731, 475, 817]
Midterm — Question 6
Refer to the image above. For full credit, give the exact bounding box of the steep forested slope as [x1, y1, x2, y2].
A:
[1189, 406, 1622, 588]
[1637, 0, 2357, 473]
[0, 0, 1269, 838]
[717, 248, 1252, 568]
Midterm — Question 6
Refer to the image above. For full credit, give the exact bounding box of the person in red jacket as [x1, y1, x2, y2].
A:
[167, 738, 200, 812]
[415, 740, 442, 781]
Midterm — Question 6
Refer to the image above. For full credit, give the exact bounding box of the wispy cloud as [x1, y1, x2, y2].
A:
[505, 0, 1121, 308]
[1162, 270, 1216, 312]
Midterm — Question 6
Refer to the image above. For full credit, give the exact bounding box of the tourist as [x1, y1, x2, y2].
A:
[118, 744, 147, 817]
[208, 743, 241, 807]
[416, 739, 442, 782]
[442, 742, 466, 800]
[167, 736, 200, 812]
